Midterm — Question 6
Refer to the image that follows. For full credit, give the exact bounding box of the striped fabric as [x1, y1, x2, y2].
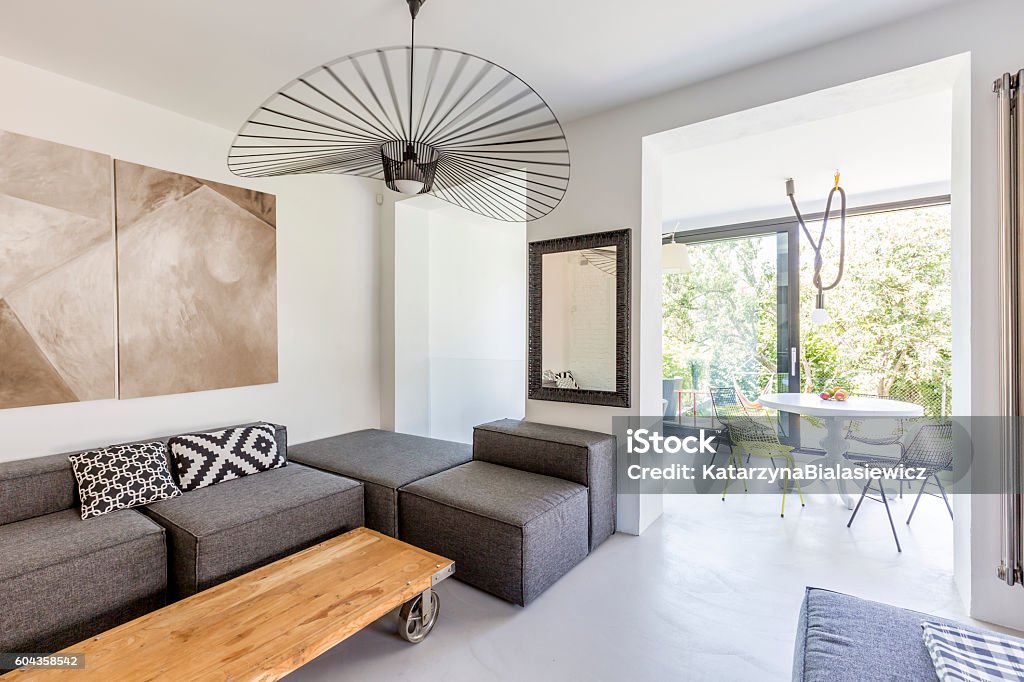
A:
[922, 621, 1024, 681]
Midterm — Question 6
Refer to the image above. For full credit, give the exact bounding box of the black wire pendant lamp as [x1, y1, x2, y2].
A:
[228, 0, 570, 222]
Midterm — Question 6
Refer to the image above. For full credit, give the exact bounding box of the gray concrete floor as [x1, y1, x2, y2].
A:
[287, 490, 965, 681]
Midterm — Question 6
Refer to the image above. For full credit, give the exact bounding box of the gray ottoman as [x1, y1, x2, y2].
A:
[399, 460, 589, 606]
[474, 419, 616, 551]
[289, 429, 472, 537]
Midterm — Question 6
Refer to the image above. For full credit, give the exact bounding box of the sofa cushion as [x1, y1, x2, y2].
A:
[473, 419, 617, 551]
[142, 463, 363, 597]
[399, 461, 589, 605]
[0, 453, 76, 525]
[289, 429, 471, 537]
[0, 509, 167, 653]
[69, 441, 181, 519]
[169, 423, 284, 492]
[794, 587, 973, 682]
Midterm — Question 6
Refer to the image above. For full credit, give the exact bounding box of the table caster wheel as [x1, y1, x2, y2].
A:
[397, 590, 440, 643]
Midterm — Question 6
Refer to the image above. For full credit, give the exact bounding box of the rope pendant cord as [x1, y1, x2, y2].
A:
[788, 182, 847, 293]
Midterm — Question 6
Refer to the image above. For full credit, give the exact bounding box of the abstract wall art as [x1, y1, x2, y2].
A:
[0, 130, 278, 410]
[0, 131, 115, 409]
[115, 161, 278, 399]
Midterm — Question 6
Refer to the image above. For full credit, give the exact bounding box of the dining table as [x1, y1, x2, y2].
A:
[758, 393, 925, 509]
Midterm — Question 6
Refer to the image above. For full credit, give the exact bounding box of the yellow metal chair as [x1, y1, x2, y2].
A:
[711, 389, 805, 518]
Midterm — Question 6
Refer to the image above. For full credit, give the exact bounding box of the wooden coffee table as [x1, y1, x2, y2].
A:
[3, 527, 454, 681]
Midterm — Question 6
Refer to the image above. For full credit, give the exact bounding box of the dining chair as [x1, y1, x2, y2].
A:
[710, 388, 805, 518]
[846, 421, 954, 552]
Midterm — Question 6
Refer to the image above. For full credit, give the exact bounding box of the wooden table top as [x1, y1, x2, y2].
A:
[4, 528, 453, 682]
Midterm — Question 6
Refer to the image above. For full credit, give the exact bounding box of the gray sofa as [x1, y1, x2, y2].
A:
[3, 418, 614, 655]
[0, 451, 167, 654]
[0, 423, 365, 653]
[794, 587, 989, 681]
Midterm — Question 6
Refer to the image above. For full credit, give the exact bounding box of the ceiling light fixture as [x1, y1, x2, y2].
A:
[662, 229, 692, 274]
[228, 0, 570, 222]
[786, 172, 846, 326]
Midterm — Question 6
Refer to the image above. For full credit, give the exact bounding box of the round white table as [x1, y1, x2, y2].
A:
[758, 393, 924, 508]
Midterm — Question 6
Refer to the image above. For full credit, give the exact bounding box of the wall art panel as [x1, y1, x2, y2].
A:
[114, 161, 278, 399]
[0, 131, 114, 409]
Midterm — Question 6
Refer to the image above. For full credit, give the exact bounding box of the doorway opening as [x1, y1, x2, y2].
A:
[643, 54, 966, 613]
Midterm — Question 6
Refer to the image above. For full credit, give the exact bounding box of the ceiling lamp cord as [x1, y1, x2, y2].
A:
[787, 171, 846, 325]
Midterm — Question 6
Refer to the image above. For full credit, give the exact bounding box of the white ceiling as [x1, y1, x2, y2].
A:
[658, 57, 959, 228]
[0, 0, 961, 132]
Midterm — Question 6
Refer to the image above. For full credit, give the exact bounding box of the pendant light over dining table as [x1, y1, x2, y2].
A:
[228, 0, 570, 222]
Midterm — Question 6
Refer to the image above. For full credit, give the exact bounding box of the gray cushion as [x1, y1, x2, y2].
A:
[473, 419, 616, 551]
[793, 587, 974, 681]
[289, 429, 471, 537]
[0, 453, 76, 525]
[399, 461, 589, 606]
[0, 508, 167, 653]
[142, 463, 363, 598]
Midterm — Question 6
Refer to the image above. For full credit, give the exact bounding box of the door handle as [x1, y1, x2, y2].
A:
[790, 347, 797, 376]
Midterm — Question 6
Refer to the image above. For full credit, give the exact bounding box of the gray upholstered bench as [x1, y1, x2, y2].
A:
[288, 429, 471, 537]
[398, 419, 616, 606]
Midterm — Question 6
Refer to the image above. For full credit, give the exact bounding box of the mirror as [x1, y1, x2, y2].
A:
[529, 229, 630, 407]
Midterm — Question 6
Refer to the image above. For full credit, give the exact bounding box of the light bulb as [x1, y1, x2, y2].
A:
[393, 146, 426, 195]
[395, 179, 425, 195]
[810, 307, 830, 326]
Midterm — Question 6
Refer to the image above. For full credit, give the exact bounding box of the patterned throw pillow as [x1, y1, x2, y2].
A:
[69, 442, 181, 520]
[922, 620, 1024, 681]
[554, 370, 580, 389]
[168, 423, 285, 492]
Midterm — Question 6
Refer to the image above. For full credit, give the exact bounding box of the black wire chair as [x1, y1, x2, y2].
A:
[846, 421, 954, 552]
[844, 393, 908, 494]
[844, 393, 906, 448]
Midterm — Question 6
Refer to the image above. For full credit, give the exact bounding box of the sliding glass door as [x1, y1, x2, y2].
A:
[662, 225, 800, 444]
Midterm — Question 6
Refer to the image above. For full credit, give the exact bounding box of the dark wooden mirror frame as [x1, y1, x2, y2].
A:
[528, 228, 631, 407]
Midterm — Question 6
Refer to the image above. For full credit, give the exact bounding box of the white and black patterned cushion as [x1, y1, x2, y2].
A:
[169, 424, 285, 492]
[69, 442, 181, 520]
[554, 370, 580, 389]
[922, 620, 1024, 681]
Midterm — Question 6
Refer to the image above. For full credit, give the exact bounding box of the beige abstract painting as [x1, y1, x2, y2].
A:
[115, 161, 278, 399]
[0, 131, 115, 409]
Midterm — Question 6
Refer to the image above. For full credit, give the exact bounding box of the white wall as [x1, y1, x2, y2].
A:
[523, 0, 1023, 628]
[0, 55, 381, 461]
[393, 199, 526, 443]
[394, 203, 431, 436]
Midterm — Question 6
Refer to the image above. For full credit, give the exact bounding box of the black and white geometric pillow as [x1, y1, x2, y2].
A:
[554, 370, 580, 389]
[168, 423, 285, 493]
[68, 441, 181, 520]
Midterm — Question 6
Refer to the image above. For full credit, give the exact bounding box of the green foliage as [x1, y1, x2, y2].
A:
[662, 236, 777, 401]
[663, 205, 952, 417]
